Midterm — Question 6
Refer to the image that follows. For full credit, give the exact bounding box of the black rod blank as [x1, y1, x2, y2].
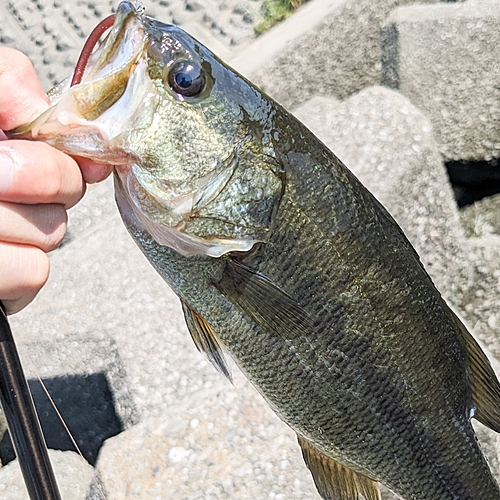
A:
[0, 303, 62, 500]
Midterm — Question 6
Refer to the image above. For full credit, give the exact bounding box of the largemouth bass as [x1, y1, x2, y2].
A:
[8, 2, 500, 498]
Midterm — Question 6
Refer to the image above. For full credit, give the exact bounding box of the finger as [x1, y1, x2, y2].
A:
[0, 243, 49, 315]
[75, 156, 114, 184]
[0, 201, 67, 253]
[0, 48, 50, 131]
[0, 141, 85, 208]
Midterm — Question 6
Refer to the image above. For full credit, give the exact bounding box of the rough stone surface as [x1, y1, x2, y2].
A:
[382, 1, 500, 162]
[94, 396, 319, 499]
[293, 86, 473, 302]
[19, 336, 139, 430]
[0, 0, 263, 92]
[0, 450, 93, 500]
[63, 181, 122, 246]
[458, 195, 500, 366]
[231, 0, 439, 109]
[461, 193, 500, 239]
[0, 336, 139, 466]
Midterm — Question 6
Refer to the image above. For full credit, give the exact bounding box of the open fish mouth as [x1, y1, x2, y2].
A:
[7, 1, 150, 157]
[70, 1, 146, 88]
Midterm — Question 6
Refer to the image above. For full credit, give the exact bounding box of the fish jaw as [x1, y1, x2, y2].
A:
[7, 1, 152, 164]
[114, 169, 256, 257]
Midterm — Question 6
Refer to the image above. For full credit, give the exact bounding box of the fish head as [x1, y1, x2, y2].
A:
[10, 1, 284, 257]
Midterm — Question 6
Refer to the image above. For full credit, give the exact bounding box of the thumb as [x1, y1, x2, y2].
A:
[0, 48, 50, 131]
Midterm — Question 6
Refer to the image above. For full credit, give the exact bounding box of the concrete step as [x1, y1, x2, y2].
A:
[0, 450, 93, 500]
[230, 0, 440, 109]
[382, 0, 500, 162]
[93, 389, 319, 499]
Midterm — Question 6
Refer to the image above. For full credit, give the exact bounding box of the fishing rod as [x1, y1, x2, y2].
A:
[0, 301, 62, 500]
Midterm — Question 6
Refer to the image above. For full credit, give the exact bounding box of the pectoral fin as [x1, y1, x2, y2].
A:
[215, 258, 314, 341]
[181, 301, 232, 382]
[452, 311, 500, 432]
[298, 436, 381, 500]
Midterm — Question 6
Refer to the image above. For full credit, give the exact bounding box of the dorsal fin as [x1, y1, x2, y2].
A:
[297, 436, 381, 500]
[181, 301, 232, 383]
[215, 258, 314, 342]
[451, 308, 500, 432]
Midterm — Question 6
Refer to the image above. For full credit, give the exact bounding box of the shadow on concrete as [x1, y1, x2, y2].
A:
[447, 158, 500, 207]
[0, 373, 123, 466]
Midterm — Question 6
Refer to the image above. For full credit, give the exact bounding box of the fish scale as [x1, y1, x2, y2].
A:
[218, 118, 499, 498]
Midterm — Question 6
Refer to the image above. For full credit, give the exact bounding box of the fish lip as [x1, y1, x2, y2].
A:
[44, 1, 149, 127]
[77, 1, 146, 87]
[6, 0, 154, 150]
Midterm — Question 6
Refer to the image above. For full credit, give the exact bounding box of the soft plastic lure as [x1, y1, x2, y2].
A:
[70, 14, 116, 86]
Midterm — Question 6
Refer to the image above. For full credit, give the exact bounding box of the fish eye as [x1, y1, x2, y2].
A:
[166, 60, 205, 98]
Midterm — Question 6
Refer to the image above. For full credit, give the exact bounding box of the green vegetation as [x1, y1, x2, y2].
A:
[254, 0, 309, 35]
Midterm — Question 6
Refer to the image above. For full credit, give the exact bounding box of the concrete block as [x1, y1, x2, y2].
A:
[0, 450, 93, 500]
[455, 228, 500, 387]
[293, 86, 472, 302]
[93, 394, 319, 500]
[460, 192, 500, 239]
[459, 196, 500, 363]
[0, 0, 257, 92]
[0, 336, 139, 466]
[230, 0, 438, 109]
[382, 1, 500, 162]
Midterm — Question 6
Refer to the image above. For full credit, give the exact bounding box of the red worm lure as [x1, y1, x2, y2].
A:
[70, 14, 116, 87]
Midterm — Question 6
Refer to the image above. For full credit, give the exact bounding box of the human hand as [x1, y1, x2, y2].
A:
[0, 47, 113, 314]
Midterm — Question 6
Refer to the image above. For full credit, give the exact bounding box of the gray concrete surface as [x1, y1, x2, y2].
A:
[0, 0, 263, 92]
[0, 450, 93, 500]
[1, 0, 500, 499]
[94, 399, 319, 499]
[230, 0, 440, 109]
[382, 1, 500, 162]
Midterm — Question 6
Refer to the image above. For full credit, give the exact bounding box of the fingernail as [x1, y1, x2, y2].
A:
[0, 153, 14, 193]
